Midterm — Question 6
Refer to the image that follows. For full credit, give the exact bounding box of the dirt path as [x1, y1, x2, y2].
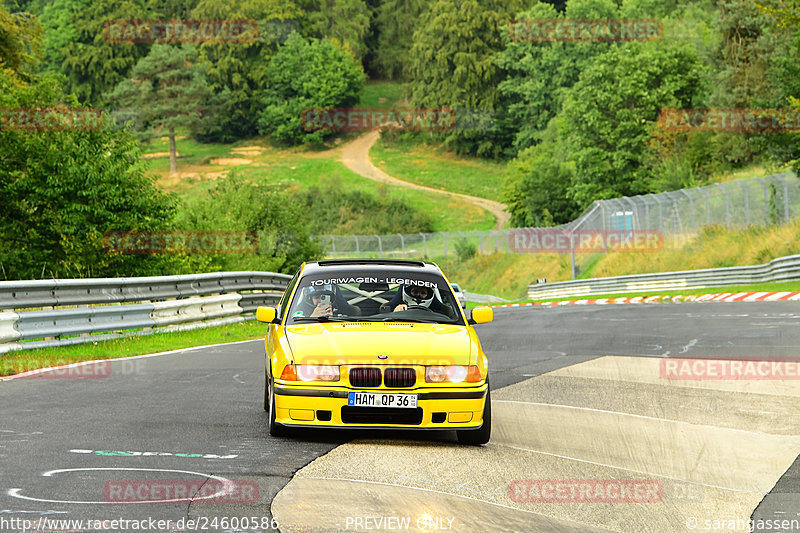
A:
[340, 130, 510, 229]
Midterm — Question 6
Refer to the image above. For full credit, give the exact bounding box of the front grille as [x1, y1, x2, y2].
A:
[341, 406, 423, 425]
[349, 367, 382, 388]
[384, 368, 416, 388]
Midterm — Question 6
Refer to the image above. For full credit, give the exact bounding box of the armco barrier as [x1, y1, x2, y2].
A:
[528, 254, 800, 300]
[0, 271, 291, 354]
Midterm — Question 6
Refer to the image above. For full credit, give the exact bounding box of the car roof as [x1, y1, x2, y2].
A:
[301, 258, 443, 277]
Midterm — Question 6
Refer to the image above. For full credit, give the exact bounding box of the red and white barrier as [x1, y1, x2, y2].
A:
[490, 291, 800, 308]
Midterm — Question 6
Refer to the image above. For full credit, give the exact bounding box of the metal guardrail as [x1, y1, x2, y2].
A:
[528, 254, 800, 300]
[0, 271, 291, 354]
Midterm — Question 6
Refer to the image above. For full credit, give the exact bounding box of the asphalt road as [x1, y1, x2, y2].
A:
[1, 302, 799, 532]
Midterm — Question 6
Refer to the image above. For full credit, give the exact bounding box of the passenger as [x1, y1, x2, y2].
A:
[294, 284, 361, 317]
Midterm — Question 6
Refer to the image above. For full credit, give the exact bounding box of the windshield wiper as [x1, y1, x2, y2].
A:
[379, 317, 439, 323]
[291, 316, 366, 323]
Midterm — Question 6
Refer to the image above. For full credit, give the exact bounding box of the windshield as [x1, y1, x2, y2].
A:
[286, 270, 464, 325]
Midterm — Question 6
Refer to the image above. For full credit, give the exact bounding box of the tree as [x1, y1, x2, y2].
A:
[60, 0, 151, 106]
[38, 0, 90, 74]
[560, 41, 705, 208]
[373, 0, 430, 80]
[257, 32, 365, 145]
[503, 121, 580, 226]
[0, 6, 43, 78]
[755, 0, 800, 29]
[296, 0, 371, 62]
[108, 44, 212, 174]
[0, 69, 183, 280]
[497, 0, 619, 154]
[190, 0, 301, 142]
[406, 0, 526, 157]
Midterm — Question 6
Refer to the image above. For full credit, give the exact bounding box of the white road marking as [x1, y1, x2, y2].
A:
[8, 468, 232, 505]
[680, 339, 699, 354]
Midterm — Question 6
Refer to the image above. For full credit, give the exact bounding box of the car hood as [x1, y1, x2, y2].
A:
[285, 322, 473, 366]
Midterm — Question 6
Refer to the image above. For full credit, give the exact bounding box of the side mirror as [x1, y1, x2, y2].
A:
[256, 306, 278, 324]
[470, 306, 493, 324]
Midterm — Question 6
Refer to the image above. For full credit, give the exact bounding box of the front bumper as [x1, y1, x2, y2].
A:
[273, 384, 488, 429]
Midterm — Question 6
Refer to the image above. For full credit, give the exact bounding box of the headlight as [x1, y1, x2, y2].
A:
[425, 365, 482, 383]
[280, 364, 340, 382]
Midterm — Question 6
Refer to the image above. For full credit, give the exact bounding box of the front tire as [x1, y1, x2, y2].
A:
[267, 376, 287, 437]
[457, 388, 491, 445]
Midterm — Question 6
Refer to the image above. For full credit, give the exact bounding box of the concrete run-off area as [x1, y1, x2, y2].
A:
[272, 356, 800, 532]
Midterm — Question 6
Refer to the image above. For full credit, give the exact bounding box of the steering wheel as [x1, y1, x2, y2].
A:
[405, 304, 432, 311]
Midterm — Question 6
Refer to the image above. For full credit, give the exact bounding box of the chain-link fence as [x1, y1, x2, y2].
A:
[315, 172, 799, 274]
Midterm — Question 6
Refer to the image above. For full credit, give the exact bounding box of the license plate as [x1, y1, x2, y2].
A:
[348, 392, 417, 408]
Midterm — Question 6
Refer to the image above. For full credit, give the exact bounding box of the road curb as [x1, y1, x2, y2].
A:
[490, 291, 800, 308]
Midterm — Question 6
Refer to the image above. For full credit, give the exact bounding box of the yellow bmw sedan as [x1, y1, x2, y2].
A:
[256, 259, 494, 445]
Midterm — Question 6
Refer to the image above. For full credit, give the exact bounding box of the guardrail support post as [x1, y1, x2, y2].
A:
[419, 233, 427, 257]
[354, 236, 360, 258]
[375, 235, 383, 257]
[397, 234, 405, 256]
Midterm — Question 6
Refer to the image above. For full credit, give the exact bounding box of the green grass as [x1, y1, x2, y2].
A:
[141, 134, 260, 173]
[358, 81, 408, 109]
[370, 138, 507, 203]
[175, 156, 496, 232]
[0, 321, 267, 377]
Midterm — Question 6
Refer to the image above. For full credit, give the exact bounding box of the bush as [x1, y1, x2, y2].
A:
[455, 238, 477, 261]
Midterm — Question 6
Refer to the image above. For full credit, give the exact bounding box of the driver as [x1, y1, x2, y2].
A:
[294, 284, 361, 318]
[390, 283, 455, 318]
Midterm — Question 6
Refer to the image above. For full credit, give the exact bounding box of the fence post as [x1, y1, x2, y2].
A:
[738, 180, 751, 227]
[778, 175, 790, 223]
[354, 236, 360, 258]
[755, 177, 770, 224]
[330, 236, 336, 258]
[375, 235, 383, 257]
[680, 190, 696, 233]
[715, 183, 730, 229]
[397, 234, 405, 257]
[441, 232, 447, 257]
[648, 194, 663, 232]
[419, 233, 427, 257]
[699, 187, 711, 226]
